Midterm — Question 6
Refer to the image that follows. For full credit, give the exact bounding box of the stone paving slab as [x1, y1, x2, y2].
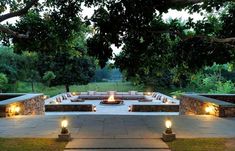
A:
[65, 138, 169, 149]
[0, 115, 235, 138]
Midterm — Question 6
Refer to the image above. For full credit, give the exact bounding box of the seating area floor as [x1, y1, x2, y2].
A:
[46, 100, 179, 115]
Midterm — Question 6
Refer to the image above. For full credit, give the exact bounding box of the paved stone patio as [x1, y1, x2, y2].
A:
[0, 115, 235, 138]
[64, 138, 170, 151]
[1, 115, 235, 151]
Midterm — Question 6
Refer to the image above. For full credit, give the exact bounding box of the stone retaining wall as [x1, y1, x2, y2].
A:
[131, 105, 179, 112]
[0, 94, 45, 117]
[180, 94, 235, 117]
[45, 104, 93, 112]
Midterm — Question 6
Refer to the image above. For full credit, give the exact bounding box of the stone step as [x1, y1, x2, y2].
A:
[65, 138, 170, 150]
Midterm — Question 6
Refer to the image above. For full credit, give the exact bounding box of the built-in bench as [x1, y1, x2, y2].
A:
[180, 94, 235, 117]
[131, 104, 179, 112]
[45, 104, 94, 112]
[76, 91, 145, 100]
[0, 93, 45, 117]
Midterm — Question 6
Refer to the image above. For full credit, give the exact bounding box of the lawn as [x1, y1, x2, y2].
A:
[0, 138, 67, 151]
[0, 138, 234, 151]
[13, 81, 144, 97]
[167, 138, 235, 151]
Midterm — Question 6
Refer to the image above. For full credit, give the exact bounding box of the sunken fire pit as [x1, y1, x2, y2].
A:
[100, 95, 124, 105]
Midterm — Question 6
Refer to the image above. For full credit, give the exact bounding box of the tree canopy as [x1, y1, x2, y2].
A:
[1, 0, 235, 90]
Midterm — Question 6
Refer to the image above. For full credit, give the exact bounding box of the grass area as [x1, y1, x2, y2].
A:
[0, 138, 67, 151]
[0, 138, 234, 151]
[167, 138, 235, 151]
[11, 81, 144, 97]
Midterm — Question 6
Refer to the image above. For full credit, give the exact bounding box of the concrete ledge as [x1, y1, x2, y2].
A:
[131, 104, 179, 112]
[45, 104, 93, 112]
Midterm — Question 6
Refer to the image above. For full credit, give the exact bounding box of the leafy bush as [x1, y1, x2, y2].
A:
[210, 81, 235, 94]
[188, 63, 235, 94]
[43, 71, 56, 87]
[0, 73, 8, 92]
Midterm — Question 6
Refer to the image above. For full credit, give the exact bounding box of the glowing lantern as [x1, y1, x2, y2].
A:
[165, 120, 172, 129]
[61, 119, 68, 128]
[61, 117, 69, 134]
[58, 117, 71, 141]
[205, 106, 213, 114]
[165, 119, 172, 134]
[162, 119, 176, 142]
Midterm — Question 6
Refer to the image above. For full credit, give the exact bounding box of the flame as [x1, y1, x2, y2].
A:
[107, 95, 115, 102]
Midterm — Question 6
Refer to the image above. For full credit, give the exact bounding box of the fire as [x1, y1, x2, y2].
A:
[107, 95, 115, 102]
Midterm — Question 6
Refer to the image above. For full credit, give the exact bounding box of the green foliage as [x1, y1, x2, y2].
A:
[10, 81, 143, 96]
[1, 0, 235, 93]
[42, 71, 56, 86]
[9, 7, 96, 92]
[189, 63, 235, 93]
[0, 46, 20, 83]
[211, 80, 235, 93]
[37, 51, 95, 92]
[0, 73, 8, 92]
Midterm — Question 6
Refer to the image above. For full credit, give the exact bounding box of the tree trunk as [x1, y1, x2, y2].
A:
[31, 81, 35, 92]
[65, 84, 70, 92]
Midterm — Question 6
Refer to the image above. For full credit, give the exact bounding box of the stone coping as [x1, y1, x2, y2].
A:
[182, 94, 235, 107]
[45, 103, 92, 106]
[0, 93, 25, 101]
[132, 103, 179, 106]
[0, 93, 43, 105]
[0, 93, 26, 96]
[201, 93, 235, 96]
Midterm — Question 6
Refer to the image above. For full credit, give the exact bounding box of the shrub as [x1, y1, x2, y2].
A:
[0, 73, 8, 92]
[43, 71, 56, 87]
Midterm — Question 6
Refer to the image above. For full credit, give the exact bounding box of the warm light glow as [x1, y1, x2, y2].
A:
[61, 119, 68, 128]
[165, 120, 172, 129]
[72, 92, 76, 96]
[107, 95, 115, 102]
[128, 106, 131, 112]
[93, 106, 97, 112]
[15, 106, 20, 113]
[172, 95, 177, 99]
[205, 106, 213, 113]
[43, 95, 48, 99]
[147, 92, 151, 95]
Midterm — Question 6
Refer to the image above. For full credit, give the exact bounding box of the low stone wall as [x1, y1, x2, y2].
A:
[0, 94, 45, 117]
[180, 94, 235, 117]
[202, 94, 235, 104]
[45, 104, 93, 112]
[131, 104, 179, 112]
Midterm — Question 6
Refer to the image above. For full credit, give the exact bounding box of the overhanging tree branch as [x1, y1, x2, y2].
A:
[0, 25, 29, 38]
[213, 37, 235, 43]
[0, 0, 39, 22]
